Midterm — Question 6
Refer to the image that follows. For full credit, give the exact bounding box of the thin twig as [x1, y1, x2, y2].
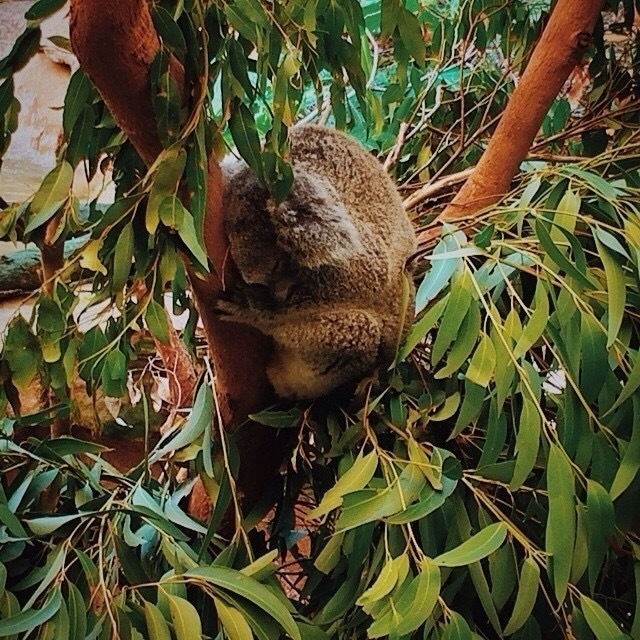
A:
[383, 122, 410, 171]
[403, 167, 475, 210]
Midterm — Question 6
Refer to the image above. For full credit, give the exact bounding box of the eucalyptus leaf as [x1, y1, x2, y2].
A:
[168, 595, 202, 640]
[434, 523, 507, 567]
[502, 557, 540, 635]
[25, 162, 73, 234]
[546, 444, 575, 603]
[182, 566, 301, 640]
[0, 590, 61, 636]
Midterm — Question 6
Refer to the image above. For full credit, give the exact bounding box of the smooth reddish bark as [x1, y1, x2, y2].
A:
[438, 0, 606, 223]
[69, 0, 283, 512]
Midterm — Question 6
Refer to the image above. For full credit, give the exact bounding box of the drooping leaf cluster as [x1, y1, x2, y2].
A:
[0, 0, 639, 638]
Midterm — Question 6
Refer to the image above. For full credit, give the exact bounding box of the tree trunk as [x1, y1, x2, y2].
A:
[437, 0, 606, 223]
[69, 0, 284, 514]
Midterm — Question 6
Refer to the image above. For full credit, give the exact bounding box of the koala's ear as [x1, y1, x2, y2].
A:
[270, 170, 363, 268]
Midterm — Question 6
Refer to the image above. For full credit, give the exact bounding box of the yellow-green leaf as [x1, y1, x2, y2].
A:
[144, 600, 171, 640]
[509, 398, 541, 490]
[513, 281, 549, 359]
[595, 237, 626, 349]
[434, 523, 507, 567]
[146, 148, 187, 234]
[580, 594, 628, 640]
[368, 557, 441, 638]
[183, 566, 301, 640]
[307, 451, 378, 519]
[79, 239, 107, 275]
[168, 595, 202, 640]
[26, 162, 73, 233]
[356, 553, 407, 611]
[466, 332, 496, 387]
[214, 598, 253, 640]
[503, 557, 540, 635]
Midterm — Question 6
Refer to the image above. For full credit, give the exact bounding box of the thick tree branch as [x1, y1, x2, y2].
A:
[69, 0, 282, 512]
[438, 0, 606, 222]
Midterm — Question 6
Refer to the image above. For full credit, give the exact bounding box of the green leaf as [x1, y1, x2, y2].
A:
[441, 612, 473, 640]
[65, 104, 96, 167]
[228, 101, 264, 182]
[580, 594, 629, 640]
[336, 464, 425, 531]
[610, 397, 640, 500]
[307, 450, 378, 519]
[513, 281, 549, 359]
[586, 480, 615, 592]
[112, 223, 133, 292]
[249, 407, 302, 428]
[356, 553, 408, 610]
[214, 597, 253, 640]
[632, 562, 640, 639]
[24, 0, 66, 21]
[503, 557, 540, 635]
[580, 311, 608, 402]
[535, 219, 594, 290]
[396, 7, 425, 66]
[63, 69, 92, 135]
[25, 162, 73, 233]
[546, 444, 576, 603]
[408, 438, 441, 490]
[147, 148, 187, 234]
[151, 6, 187, 60]
[398, 295, 448, 361]
[384, 471, 457, 525]
[151, 49, 182, 147]
[152, 383, 212, 460]
[368, 557, 441, 638]
[50, 597, 70, 640]
[168, 595, 202, 640]
[415, 230, 465, 312]
[101, 348, 127, 397]
[435, 302, 480, 379]
[145, 299, 171, 345]
[144, 601, 171, 640]
[509, 398, 541, 490]
[183, 566, 301, 640]
[465, 332, 496, 388]
[0, 590, 61, 636]
[0, 27, 41, 75]
[158, 195, 186, 230]
[67, 582, 86, 640]
[434, 522, 507, 567]
[240, 549, 278, 580]
[0, 78, 14, 117]
[176, 209, 209, 272]
[25, 512, 95, 535]
[314, 531, 344, 575]
[24, 545, 66, 609]
[604, 350, 640, 416]
[431, 269, 473, 364]
[595, 237, 626, 349]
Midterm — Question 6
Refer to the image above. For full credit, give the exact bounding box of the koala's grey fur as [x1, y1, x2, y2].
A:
[220, 125, 417, 399]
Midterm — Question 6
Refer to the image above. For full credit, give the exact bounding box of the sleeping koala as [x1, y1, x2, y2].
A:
[219, 125, 417, 399]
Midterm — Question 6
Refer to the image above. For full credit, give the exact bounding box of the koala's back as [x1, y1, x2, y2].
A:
[288, 126, 415, 282]
[222, 125, 416, 398]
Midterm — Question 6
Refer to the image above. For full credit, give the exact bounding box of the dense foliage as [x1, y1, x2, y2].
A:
[1, 0, 640, 638]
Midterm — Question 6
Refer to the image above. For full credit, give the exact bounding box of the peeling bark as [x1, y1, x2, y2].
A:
[438, 0, 606, 223]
